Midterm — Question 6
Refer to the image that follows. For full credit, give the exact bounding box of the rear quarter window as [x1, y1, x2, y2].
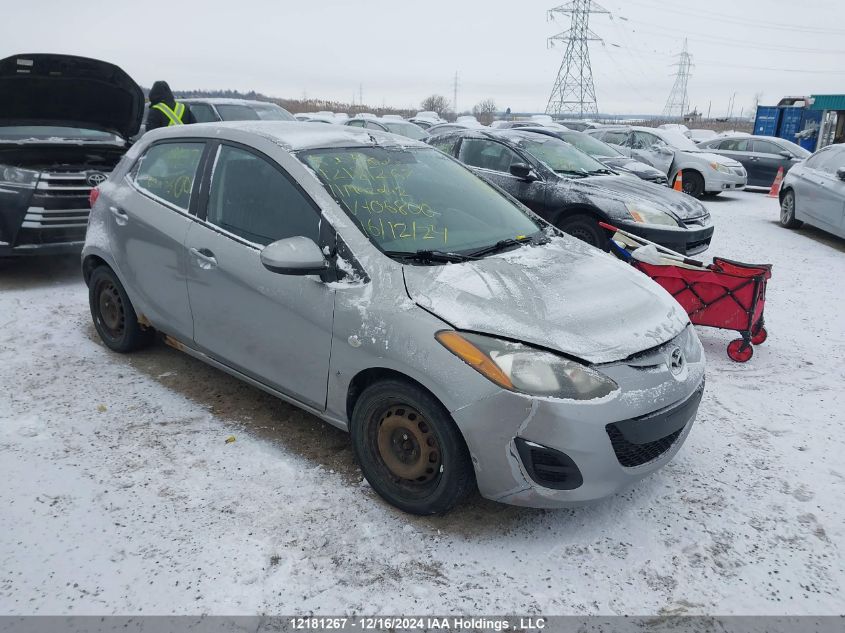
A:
[132, 142, 205, 211]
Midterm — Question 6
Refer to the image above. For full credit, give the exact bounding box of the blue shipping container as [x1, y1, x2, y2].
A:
[754, 106, 781, 136]
[779, 107, 803, 144]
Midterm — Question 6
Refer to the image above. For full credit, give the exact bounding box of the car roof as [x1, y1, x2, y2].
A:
[433, 127, 554, 144]
[146, 120, 429, 151]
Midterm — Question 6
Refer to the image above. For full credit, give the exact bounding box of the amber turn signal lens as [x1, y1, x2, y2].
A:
[435, 331, 514, 390]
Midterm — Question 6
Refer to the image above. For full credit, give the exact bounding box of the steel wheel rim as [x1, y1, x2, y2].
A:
[97, 280, 125, 338]
[376, 405, 441, 484]
[566, 226, 597, 246]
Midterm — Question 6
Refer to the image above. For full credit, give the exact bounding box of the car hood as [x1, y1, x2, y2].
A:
[403, 237, 688, 364]
[0, 53, 144, 139]
[601, 156, 663, 177]
[565, 173, 708, 220]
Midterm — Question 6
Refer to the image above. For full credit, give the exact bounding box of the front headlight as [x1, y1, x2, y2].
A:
[436, 330, 618, 400]
[625, 203, 679, 227]
[0, 164, 39, 188]
[710, 162, 733, 174]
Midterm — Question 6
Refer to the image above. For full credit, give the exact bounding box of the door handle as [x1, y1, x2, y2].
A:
[109, 206, 129, 225]
[190, 247, 218, 270]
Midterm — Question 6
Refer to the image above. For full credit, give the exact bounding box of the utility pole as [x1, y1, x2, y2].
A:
[453, 71, 459, 115]
[662, 39, 693, 120]
[545, 0, 610, 118]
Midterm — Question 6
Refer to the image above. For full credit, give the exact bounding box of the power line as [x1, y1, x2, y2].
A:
[621, 0, 845, 35]
[615, 15, 845, 55]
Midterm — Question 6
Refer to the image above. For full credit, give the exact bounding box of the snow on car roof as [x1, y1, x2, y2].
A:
[155, 120, 430, 151]
[180, 97, 280, 106]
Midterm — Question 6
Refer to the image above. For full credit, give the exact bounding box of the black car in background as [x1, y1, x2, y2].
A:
[427, 128, 714, 255]
[521, 126, 669, 185]
[696, 134, 810, 188]
[0, 53, 143, 256]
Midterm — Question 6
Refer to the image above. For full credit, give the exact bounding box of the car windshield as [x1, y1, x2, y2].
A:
[0, 126, 120, 142]
[215, 103, 295, 122]
[300, 147, 543, 256]
[658, 130, 700, 151]
[512, 134, 610, 175]
[382, 121, 428, 140]
[558, 131, 623, 158]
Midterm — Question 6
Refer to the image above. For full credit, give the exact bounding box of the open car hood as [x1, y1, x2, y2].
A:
[403, 237, 689, 364]
[0, 54, 144, 139]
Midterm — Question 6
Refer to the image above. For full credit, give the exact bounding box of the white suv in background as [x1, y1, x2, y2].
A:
[588, 126, 747, 197]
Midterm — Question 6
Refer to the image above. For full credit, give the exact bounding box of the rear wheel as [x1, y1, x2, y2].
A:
[350, 379, 475, 515]
[89, 266, 154, 353]
[779, 190, 803, 229]
[679, 171, 705, 198]
[557, 214, 605, 249]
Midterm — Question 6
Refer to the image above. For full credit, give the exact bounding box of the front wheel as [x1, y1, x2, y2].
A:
[780, 190, 803, 229]
[557, 214, 605, 248]
[350, 379, 475, 515]
[678, 171, 705, 198]
[89, 266, 154, 353]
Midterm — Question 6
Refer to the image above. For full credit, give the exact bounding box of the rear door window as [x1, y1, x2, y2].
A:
[601, 131, 629, 147]
[133, 142, 205, 211]
[458, 138, 522, 173]
[189, 103, 218, 123]
[205, 144, 321, 246]
[719, 139, 749, 151]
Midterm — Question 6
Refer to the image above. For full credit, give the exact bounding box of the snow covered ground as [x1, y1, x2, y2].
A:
[1, 190, 843, 616]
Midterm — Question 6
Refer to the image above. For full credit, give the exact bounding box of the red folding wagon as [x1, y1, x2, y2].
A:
[601, 223, 773, 362]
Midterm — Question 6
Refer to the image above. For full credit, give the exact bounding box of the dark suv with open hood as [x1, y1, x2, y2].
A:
[0, 54, 143, 256]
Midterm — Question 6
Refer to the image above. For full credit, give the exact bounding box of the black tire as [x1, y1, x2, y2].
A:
[780, 189, 803, 229]
[557, 213, 605, 248]
[350, 379, 475, 515]
[678, 171, 705, 198]
[89, 266, 154, 353]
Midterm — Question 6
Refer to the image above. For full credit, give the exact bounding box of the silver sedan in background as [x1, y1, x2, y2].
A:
[82, 122, 705, 514]
[779, 143, 845, 239]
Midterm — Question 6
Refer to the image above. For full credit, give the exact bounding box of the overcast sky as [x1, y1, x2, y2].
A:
[3, 0, 845, 116]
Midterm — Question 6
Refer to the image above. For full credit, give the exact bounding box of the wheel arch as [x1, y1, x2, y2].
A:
[346, 367, 454, 425]
[549, 203, 609, 228]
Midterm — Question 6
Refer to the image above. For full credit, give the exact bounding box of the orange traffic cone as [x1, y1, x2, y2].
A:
[767, 166, 785, 198]
[673, 170, 684, 192]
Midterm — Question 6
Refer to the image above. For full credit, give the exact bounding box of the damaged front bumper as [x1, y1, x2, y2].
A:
[451, 326, 705, 508]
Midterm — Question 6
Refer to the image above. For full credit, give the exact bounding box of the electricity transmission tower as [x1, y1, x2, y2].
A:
[545, 0, 609, 118]
[662, 39, 693, 119]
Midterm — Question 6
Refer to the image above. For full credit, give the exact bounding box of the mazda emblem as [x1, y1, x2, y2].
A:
[669, 347, 685, 374]
[87, 172, 107, 186]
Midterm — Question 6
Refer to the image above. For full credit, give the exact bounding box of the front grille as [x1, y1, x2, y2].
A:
[605, 424, 684, 467]
[12, 170, 101, 246]
[514, 438, 583, 490]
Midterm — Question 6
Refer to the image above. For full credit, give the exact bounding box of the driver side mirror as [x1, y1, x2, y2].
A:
[260, 236, 329, 275]
[779, 150, 793, 159]
[837, 168, 845, 181]
[510, 163, 538, 182]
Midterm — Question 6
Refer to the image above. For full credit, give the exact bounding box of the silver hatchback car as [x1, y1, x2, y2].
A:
[83, 122, 705, 514]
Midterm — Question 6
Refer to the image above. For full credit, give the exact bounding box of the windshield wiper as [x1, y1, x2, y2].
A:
[468, 234, 547, 258]
[587, 168, 615, 175]
[383, 249, 477, 264]
[554, 169, 589, 178]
